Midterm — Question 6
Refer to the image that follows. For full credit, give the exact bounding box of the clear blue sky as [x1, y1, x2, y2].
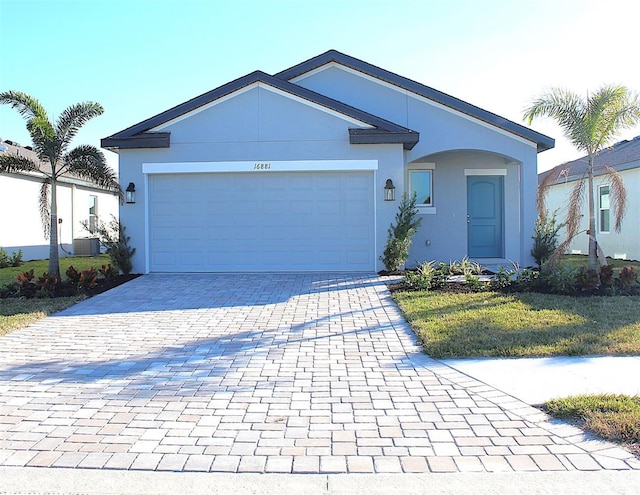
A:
[1, 0, 639, 173]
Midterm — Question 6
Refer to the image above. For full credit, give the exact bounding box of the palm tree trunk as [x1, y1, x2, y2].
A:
[48, 179, 61, 279]
[587, 156, 598, 272]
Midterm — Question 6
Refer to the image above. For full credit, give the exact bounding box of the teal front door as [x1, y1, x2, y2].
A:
[467, 175, 504, 258]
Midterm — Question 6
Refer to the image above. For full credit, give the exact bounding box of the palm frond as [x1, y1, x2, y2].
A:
[524, 88, 590, 152]
[563, 179, 586, 243]
[0, 90, 48, 121]
[39, 180, 51, 240]
[0, 154, 41, 174]
[604, 165, 628, 233]
[55, 102, 104, 154]
[65, 145, 124, 200]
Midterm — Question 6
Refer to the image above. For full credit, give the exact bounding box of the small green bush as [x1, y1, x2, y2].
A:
[449, 257, 482, 276]
[542, 262, 578, 295]
[531, 211, 563, 267]
[402, 261, 438, 291]
[0, 248, 23, 268]
[491, 266, 516, 289]
[381, 193, 422, 272]
[83, 216, 136, 275]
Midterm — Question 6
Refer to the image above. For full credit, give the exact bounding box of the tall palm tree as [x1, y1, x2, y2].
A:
[0, 91, 122, 279]
[524, 85, 640, 272]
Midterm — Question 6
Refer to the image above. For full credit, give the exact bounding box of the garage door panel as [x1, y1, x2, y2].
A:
[149, 171, 374, 272]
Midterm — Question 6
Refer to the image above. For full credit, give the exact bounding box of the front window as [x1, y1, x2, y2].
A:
[410, 170, 432, 206]
[599, 185, 610, 233]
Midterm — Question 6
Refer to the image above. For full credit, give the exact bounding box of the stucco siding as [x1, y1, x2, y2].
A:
[160, 85, 364, 145]
[0, 174, 119, 261]
[545, 167, 640, 261]
[117, 85, 406, 273]
[405, 151, 533, 266]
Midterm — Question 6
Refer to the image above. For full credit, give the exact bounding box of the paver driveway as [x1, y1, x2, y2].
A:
[0, 274, 638, 473]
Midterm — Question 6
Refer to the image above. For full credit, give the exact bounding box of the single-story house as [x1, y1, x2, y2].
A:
[0, 139, 120, 261]
[102, 50, 554, 273]
[539, 136, 640, 262]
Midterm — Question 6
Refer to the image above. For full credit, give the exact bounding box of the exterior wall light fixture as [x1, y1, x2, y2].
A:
[125, 182, 136, 204]
[384, 179, 396, 201]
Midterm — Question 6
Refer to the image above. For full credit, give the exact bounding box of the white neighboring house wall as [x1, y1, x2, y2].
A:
[0, 142, 120, 261]
[545, 167, 640, 262]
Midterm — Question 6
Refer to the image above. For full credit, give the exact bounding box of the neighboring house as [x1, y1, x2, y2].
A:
[102, 50, 553, 273]
[0, 139, 120, 261]
[539, 136, 640, 262]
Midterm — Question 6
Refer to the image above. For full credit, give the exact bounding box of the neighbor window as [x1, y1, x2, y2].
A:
[408, 163, 435, 207]
[599, 185, 610, 233]
[89, 195, 98, 233]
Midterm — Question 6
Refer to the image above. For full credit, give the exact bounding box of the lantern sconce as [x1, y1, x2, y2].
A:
[125, 182, 136, 204]
[384, 179, 396, 201]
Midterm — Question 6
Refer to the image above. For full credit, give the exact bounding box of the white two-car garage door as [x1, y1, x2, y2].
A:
[148, 171, 375, 272]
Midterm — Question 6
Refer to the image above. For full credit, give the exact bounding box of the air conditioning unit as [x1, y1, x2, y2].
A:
[73, 238, 100, 256]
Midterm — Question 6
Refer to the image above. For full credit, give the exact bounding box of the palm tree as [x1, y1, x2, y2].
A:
[0, 91, 122, 279]
[524, 85, 640, 272]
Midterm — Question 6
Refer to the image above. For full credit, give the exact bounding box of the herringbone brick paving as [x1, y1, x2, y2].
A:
[0, 274, 637, 473]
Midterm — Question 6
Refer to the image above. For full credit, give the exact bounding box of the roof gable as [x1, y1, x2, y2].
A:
[276, 50, 554, 153]
[102, 70, 419, 151]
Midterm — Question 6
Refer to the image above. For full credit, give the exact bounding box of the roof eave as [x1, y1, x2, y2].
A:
[101, 132, 170, 151]
[349, 128, 419, 150]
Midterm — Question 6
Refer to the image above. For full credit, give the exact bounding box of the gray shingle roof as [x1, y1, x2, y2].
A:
[538, 135, 640, 184]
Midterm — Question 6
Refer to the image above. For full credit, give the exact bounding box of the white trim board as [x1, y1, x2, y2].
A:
[143, 160, 379, 174]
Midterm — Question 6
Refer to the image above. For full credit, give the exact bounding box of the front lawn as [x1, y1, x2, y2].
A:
[0, 254, 110, 286]
[563, 254, 640, 272]
[393, 290, 640, 358]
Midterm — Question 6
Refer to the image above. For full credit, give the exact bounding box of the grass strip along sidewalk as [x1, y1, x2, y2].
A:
[393, 290, 640, 358]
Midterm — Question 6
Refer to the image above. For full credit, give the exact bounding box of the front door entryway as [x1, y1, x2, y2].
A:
[467, 175, 504, 258]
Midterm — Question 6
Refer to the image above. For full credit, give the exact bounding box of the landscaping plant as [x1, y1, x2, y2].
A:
[531, 211, 562, 268]
[381, 193, 421, 272]
[83, 215, 136, 274]
[0, 247, 22, 269]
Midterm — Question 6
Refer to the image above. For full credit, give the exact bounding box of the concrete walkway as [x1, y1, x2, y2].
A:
[443, 356, 640, 406]
[0, 273, 638, 491]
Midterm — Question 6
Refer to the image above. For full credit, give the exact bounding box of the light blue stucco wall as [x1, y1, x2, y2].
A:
[117, 85, 405, 273]
[294, 66, 541, 267]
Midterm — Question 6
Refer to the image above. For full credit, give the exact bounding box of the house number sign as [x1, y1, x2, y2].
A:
[253, 163, 271, 170]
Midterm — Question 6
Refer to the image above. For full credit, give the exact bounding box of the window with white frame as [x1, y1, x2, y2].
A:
[599, 185, 610, 233]
[408, 163, 435, 208]
[89, 195, 98, 233]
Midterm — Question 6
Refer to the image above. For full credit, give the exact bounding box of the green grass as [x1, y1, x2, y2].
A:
[562, 254, 640, 272]
[0, 255, 110, 286]
[393, 290, 640, 358]
[544, 395, 640, 453]
[0, 296, 83, 336]
[0, 255, 110, 335]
